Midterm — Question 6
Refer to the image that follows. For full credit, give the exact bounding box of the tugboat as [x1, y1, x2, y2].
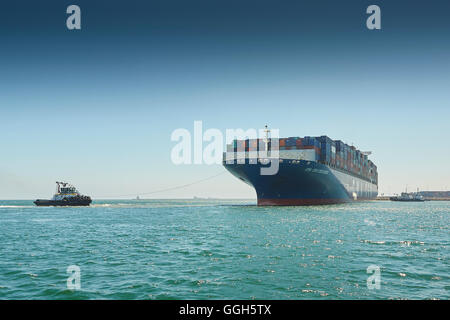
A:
[34, 182, 92, 206]
[389, 192, 425, 202]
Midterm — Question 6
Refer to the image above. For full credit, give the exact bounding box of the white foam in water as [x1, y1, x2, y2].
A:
[0, 205, 33, 208]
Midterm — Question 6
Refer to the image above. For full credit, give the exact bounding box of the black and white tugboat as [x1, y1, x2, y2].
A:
[34, 182, 92, 206]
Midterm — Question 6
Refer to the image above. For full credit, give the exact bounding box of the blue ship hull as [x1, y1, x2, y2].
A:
[223, 159, 378, 206]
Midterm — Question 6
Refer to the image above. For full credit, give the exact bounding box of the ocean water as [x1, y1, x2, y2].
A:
[0, 199, 448, 300]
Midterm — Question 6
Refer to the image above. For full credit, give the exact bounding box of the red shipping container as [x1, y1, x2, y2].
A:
[249, 139, 258, 151]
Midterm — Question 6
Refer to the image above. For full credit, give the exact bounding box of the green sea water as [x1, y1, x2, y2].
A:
[0, 199, 448, 300]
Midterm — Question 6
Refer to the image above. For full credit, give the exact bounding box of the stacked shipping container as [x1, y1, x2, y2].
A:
[227, 135, 377, 184]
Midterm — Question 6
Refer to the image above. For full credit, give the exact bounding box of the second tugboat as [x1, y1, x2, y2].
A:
[34, 182, 92, 206]
[389, 192, 425, 202]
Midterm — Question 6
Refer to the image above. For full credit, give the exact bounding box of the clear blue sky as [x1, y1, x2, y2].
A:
[1, 0, 449, 199]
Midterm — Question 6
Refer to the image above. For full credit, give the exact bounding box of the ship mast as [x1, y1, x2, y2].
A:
[263, 125, 270, 153]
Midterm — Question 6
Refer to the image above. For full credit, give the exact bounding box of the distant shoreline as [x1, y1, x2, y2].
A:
[0, 198, 256, 201]
[376, 196, 450, 201]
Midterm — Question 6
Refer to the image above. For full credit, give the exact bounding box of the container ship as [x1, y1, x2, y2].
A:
[223, 127, 378, 205]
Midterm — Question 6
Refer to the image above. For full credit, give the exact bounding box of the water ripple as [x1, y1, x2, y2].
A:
[0, 199, 448, 299]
